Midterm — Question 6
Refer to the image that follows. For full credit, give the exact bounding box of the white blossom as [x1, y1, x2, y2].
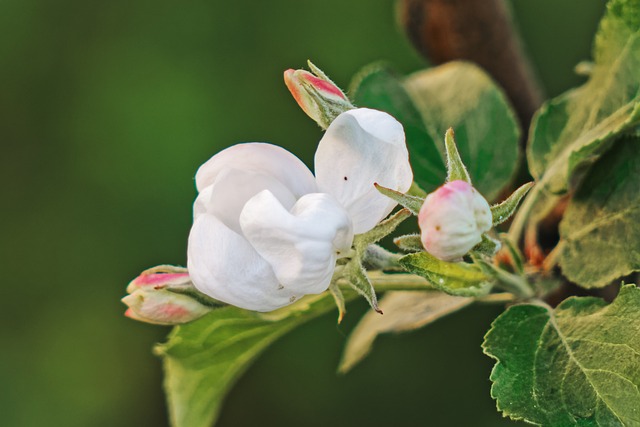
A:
[187, 108, 413, 311]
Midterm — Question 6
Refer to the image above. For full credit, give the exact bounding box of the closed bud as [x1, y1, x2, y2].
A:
[122, 266, 213, 325]
[284, 61, 354, 129]
[418, 180, 492, 261]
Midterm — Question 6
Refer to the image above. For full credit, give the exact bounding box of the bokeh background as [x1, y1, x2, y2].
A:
[1, 0, 607, 426]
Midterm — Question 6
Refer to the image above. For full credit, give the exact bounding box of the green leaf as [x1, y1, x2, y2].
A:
[403, 61, 521, 201]
[483, 284, 640, 426]
[338, 291, 472, 373]
[490, 182, 534, 226]
[558, 135, 640, 288]
[350, 64, 446, 192]
[155, 293, 342, 427]
[444, 127, 472, 184]
[399, 251, 493, 296]
[528, 0, 640, 194]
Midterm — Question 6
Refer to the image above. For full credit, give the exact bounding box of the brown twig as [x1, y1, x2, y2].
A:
[398, 0, 543, 133]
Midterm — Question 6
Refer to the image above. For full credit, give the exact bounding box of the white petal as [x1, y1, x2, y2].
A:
[314, 108, 413, 234]
[193, 168, 297, 233]
[187, 213, 299, 312]
[240, 190, 353, 294]
[195, 143, 317, 197]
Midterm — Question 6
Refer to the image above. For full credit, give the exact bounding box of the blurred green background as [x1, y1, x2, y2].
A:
[1, 0, 607, 426]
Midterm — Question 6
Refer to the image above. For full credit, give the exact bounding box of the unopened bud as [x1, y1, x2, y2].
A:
[122, 266, 213, 325]
[418, 180, 492, 261]
[284, 61, 354, 129]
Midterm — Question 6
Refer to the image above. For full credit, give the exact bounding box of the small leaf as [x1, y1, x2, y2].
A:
[344, 263, 382, 313]
[374, 184, 423, 215]
[444, 128, 471, 184]
[394, 234, 424, 252]
[399, 252, 493, 297]
[559, 135, 640, 288]
[527, 0, 640, 193]
[338, 291, 472, 373]
[155, 293, 345, 427]
[483, 284, 640, 426]
[490, 182, 534, 226]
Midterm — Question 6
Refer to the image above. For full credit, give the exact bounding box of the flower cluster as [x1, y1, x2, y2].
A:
[124, 63, 528, 322]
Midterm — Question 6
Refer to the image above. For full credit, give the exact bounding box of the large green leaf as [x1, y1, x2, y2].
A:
[483, 284, 640, 426]
[528, 0, 640, 194]
[403, 62, 520, 201]
[558, 135, 640, 288]
[350, 61, 520, 201]
[154, 293, 342, 427]
[350, 64, 446, 192]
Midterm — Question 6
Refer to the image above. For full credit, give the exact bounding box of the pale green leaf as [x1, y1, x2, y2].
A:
[338, 291, 472, 373]
[155, 293, 342, 427]
[528, 0, 640, 194]
[403, 61, 520, 201]
[399, 251, 493, 296]
[559, 135, 640, 288]
[483, 284, 640, 426]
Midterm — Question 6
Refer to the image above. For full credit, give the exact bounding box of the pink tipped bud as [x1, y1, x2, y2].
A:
[284, 61, 354, 129]
[123, 265, 215, 325]
[418, 180, 492, 261]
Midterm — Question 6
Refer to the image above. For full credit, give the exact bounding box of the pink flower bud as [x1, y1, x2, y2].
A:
[284, 62, 354, 129]
[418, 180, 492, 261]
[122, 266, 212, 325]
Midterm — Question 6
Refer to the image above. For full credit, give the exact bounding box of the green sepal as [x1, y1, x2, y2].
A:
[354, 208, 412, 251]
[343, 263, 382, 313]
[444, 128, 472, 184]
[374, 184, 423, 215]
[394, 234, 424, 252]
[399, 251, 493, 297]
[491, 182, 534, 226]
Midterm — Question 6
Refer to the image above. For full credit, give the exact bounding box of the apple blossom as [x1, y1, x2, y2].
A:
[418, 180, 492, 262]
[188, 108, 413, 312]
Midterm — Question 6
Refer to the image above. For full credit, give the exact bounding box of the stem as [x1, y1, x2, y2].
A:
[492, 271, 535, 299]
